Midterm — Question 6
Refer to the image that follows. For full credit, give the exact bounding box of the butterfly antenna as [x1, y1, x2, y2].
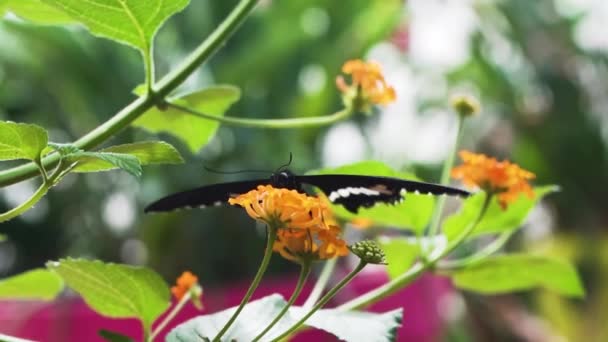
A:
[203, 165, 272, 175]
[276, 152, 293, 171]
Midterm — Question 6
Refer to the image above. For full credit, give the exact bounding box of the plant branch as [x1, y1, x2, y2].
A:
[0, 181, 50, 223]
[167, 103, 353, 129]
[144, 46, 155, 94]
[302, 258, 337, 309]
[338, 193, 492, 311]
[439, 229, 514, 270]
[0, 0, 260, 188]
[253, 261, 311, 342]
[427, 114, 465, 239]
[270, 260, 367, 342]
[212, 226, 276, 342]
[0, 158, 71, 223]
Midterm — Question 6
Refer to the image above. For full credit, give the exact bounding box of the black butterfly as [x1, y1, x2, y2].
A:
[144, 169, 470, 214]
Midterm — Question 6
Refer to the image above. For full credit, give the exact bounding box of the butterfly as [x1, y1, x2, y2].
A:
[144, 168, 470, 214]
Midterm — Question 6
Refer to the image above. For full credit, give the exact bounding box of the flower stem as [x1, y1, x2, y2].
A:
[427, 114, 465, 239]
[253, 260, 311, 342]
[439, 229, 514, 270]
[338, 194, 492, 311]
[302, 258, 337, 309]
[270, 260, 367, 342]
[167, 103, 353, 129]
[0, 0, 260, 188]
[443, 193, 492, 255]
[149, 290, 191, 341]
[212, 226, 276, 342]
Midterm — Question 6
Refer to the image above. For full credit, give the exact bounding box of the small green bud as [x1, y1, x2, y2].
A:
[190, 284, 204, 311]
[450, 94, 480, 117]
[349, 240, 387, 265]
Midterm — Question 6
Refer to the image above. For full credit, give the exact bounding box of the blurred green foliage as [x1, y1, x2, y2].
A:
[1, 0, 608, 340]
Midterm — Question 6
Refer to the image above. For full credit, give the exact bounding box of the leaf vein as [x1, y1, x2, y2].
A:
[47, 2, 140, 43]
[79, 0, 123, 11]
[58, 262, 140, 315]
[116, 0, 147, 49]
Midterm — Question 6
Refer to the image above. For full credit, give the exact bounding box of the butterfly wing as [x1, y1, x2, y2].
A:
[144, 179, 268, 213]
[297, 174, 470, 213]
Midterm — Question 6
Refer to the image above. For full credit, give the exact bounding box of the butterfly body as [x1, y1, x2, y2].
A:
[144, 169, 470, 214]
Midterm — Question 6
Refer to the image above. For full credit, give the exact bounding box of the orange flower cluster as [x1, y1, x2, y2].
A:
[451, 151, 535, 209]
[229, 185, 349, 262]
[336, 59, 396, 107]
[274, 224, 348, 263]
[171, 271, 198, 300]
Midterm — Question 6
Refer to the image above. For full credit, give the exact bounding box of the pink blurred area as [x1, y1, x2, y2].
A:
[0, 269, 451, 342]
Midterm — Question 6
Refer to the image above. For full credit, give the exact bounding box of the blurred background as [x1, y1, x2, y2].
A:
[1, 0, 607, 341]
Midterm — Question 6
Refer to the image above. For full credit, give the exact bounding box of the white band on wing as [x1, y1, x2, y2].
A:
[328, 187, 382, 202]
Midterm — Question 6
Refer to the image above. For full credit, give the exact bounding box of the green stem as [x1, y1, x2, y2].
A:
[439, 229, 514, 270]
[270, 260, 367, 342]
[302, 258, 337, 309]
[34, 155, 48, 182]
[0, 0, 260, 188]
[338, 193, 492, 311]
[212, 226, 276, 342]
[168, 103, 353, 129]
[427, 114, 466, 240]
[336, 262, 424, 311]
[144, 46, 155, 94]
[253, 261, 311, 342]
[0, 158, 71, 223]
[443, 193, 492, 255]
[0, 181, 50, 223]
[149, 289, 192, 341]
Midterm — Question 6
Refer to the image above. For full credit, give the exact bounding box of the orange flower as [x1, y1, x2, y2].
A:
[171, 271, 199, 300]
[317, 225, 349, 259]
[230, 185, 349, 262]
[229, 185, 334, 231]
[273, 224, 349, 263]
[336, 59, 396, 109]
[451, 151, 535, 209]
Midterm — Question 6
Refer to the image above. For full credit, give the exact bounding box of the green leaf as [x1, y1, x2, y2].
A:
[451, 254, 585, 298]
[308, 161, 435, 234]
[0, 333, 36, 342]
[443, 186, 558, 241]
[46, 258, 170, 331]
[379, 237, 421, 279]
[133, 86, 241, 153]
[0, 234, 6, 242]
[48, 142, 81, 156]
[98, 330, 134, 342]
[0, 0, 74, 24]
[72, 152, 142, 177]
[167, 294, 402, 342]
[71, 141, 183, 173]
[0, 269, 63, 301]
[0, 121, 48, 161]
[132, 83, 147, 96]
[40, 0, 190, 52]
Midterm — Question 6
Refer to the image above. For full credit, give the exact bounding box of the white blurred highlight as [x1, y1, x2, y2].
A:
[102, 192, 136, 235]
[408, 0, 478, 70]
